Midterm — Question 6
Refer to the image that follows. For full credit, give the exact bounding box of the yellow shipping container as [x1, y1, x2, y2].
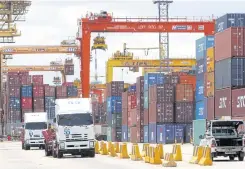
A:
[206, 47, 214, 72]
[205, 72, 214, 97]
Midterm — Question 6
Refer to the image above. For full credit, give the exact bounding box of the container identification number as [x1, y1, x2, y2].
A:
[237, 96, 245, 108]
[219, 97, 227, 109]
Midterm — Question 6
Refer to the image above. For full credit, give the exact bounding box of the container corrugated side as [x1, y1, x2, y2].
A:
[176, 84, 194, 102]
[149, 123, 157, 143]
[195, 35, 214, 60]
[121, 125, 128, 142]
[206, 47, 214, 72]
[156, 124, 175, 144]
[196, 58, 206, 81]
[204, 72, 214, 97]
[232, 88, 245, 117]
[143, 125, 149, 143]
[195, 101, 205, 119]
[195, 81, 204, 102]
[130, 127, 137, 143]
[175, 102, 193, 123]
[215, 88, 232, 118]
[174, 124, 185, 143]
[207, 97, 215, 120]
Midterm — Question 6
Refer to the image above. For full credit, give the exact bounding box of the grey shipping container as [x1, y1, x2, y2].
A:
[215, 57, 245, 89]
[175, 102, 194, 123]
[149, 84, 175, 102]
[106, 81, 124, 97]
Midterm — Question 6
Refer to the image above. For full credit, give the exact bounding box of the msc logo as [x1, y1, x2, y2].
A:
[237, 96, 245, 108]
[198, 86, 204, 95]
[217, 22, 224, 32]
[219, 97, 227, 108]
[198, 107, 204, 115]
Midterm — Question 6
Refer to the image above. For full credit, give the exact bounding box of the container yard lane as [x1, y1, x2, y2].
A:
[1, 142, 245, 169]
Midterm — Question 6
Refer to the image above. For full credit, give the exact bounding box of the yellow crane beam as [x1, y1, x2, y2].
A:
[106, 58, 196, 83]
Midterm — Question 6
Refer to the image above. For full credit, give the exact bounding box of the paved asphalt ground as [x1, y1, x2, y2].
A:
[1, 142, 245, 169]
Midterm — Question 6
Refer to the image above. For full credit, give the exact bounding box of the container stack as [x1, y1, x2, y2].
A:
[136, 76, 144, 143]
[21, 84, 33, 117]
[106, 81, 124, 142]
[128, 84, 137, 143]
[56, 85, 67, 99]
[44, 85, 56, 120]
[92, 102, 106, 125]
[195, 35, 214, 119]
[214, 13, 245, 120]
[121, 91, 128, 142]
[67, 86, 78, 98]
[32, 75, 45, 112]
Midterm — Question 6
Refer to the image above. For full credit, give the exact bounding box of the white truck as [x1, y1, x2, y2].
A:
[49, 98, 95, 158]
[21, 112, 48, 150]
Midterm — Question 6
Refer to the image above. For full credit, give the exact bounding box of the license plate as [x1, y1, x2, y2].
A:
[225, 151, 236, 154]
[75, 145, 79, 147]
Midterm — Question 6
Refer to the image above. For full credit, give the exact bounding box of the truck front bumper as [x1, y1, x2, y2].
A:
[212, 146, 245, 156]
[58, 140, 95, 153]
[25, 139, 45, 147]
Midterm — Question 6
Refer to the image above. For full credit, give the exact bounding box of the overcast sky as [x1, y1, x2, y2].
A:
[4, 0, 245, 85]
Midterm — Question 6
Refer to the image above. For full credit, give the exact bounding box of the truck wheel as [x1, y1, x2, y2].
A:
[229, 156, 235, 161]
[238, 152, 244, 161]
[25, 145, 30, 150]
[88, 150, 95, 157]
[52, 148, 57, 158]
[57, 151, 63, 158]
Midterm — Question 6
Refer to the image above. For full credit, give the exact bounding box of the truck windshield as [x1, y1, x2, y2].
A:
[58, 113, 93, 126]
[25, 122, 47, 130]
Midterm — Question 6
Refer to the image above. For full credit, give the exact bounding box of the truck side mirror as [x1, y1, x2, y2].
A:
[53, 118, 56, 123]
[199, 135, 203, 139]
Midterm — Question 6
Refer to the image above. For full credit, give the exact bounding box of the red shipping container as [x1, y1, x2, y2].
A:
[122, 91, 128, 109]
[33, 85, 44, 97]
[215, 27, 245, 61]
[130, 127, 137, 143]
[32, 75, 43, 85]
[44, 85, 55, 97]
[19, 75, 32, 85]
[122, 108, 128, 125]
[136, 76, 144, 94]
[8, 86, 20, 97]
[207, 97, 214, 120]
[128, 108, 137, 126]
[33, 98, 44, 109]
[215, 88, 232, 118]
[232, 88, 245, 117]
[56, 85, 67, 97]
[179, 75, 196, 91]
[144, 108, 149, 125]
[149, 102, 174, 123]
[21, 98, 32, 109]
[131, 94, 137, 109]
[175, 84, 194, 102]
[8, 75, 20, 86]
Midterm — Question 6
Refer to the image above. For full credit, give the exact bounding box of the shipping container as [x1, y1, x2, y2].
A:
[33, 98, 44, 109]
[143, 90, 148, 109]
[232, 88, 245, 117]
[136, 91, 144, 110]
[122, 91, 128, 109]
[184, 124, 193, 143]
[64, 64, 74, 75]
[8, 109, 21, 123]
[144, 108, 148, 125]
[156, 124, 175, 144]
[176, 84, 194, 102]
[195, 101, 205, 119]
[8, 75, 20, 86]
[122, 108, 128, 126]
[111, 114, 122, 128]
[111, 127, 121, 142]
[33, 85, 44, 97]
[56, 85, 67, 98]
[196, 36, 215, 60]
[144, 73, 164, 91]
[18, 72, 29, 76]
[107, 96, 122, 113]
[204, 72, 214, 97]
[143, 125, 148, 143]
[149, 84, 175, 102]
[215, 88, 232, 118]
[128, 94, 137, 109]
[122, 125, 128, 142]
[107, 127, 112, 142]
[44, 85, 55, 97]
[196, 59, 206, 81]
[174, 124, 185, 143]
[128, 84, 136, 92]
[164, 75, 179, 84]
[193, 119, 206, 146]
[195, 81, 204, 102]
[149, 123, 157, 143]
[179, 75, 196, 90]
[19, 75, 32, 85]
[175, 102, 193, 123]
[136, 125, 144, 143]
[67, 86, 78, 97]
[215, 13, 245, 33]
[8, 86, 20, 97]
[21, 85, 32, 97]
[215, 27, 245, 61]
[32, 75, 43, 85]
[130, 127, 137, 143]
[9, 97, 20, 109]
[207, 97, 215, 120]
[21, 98, 32, 109]
[106, 81, 124, 97]
[129, 108, 137, 127]
[45, 97, 55, 107]
[149, 102, 174, 123]
[206, 47, 214, 72]
[46, 106, 55, 120]
[215, 57, 245, 89]
[136, 76, 144, 94]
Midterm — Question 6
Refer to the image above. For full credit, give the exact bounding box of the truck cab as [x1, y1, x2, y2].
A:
[200, 120, 245, 161]
[22, 112, 48, 150]
[52, 98, 95, 158]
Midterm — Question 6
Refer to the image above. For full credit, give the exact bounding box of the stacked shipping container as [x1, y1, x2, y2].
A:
[44, 85, 56, 120]
[33, 76, 45, 112]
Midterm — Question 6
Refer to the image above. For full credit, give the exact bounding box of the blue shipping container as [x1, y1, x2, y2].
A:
[143, 90, 148, 109]
[9, 97, 20, 109]
[184, 123, 193, 143]
[195, 81, 204, 102]
[215, 13, 245, 33]
[128, 85, 136, 92]
[45, 97, 55, 107]
[121, 125, 128, 142]
[196, 59, 206, 81]
[204, 97, 207, 119]
[174, 124, 185, 143]
[144, 125, 149, 143]
[67, 86, 78, 97]
[107, 96, 122, 113]
[196, 36, 214, 60]
[21, 85, 32, 97]
[46, 106, 55, 120]
[157, 124, 175, 144]
[149, 123, 157, 143]
[195, 101, 206, 119]
[128, 128, 131, 141]
[144, 73, 164, 91]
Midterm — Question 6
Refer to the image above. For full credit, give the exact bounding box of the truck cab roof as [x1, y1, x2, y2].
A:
[209, 120, 244, 128]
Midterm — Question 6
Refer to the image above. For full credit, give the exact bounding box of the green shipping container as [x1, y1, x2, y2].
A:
[107, 127, 112, 141]
[193, 119, 206, 146]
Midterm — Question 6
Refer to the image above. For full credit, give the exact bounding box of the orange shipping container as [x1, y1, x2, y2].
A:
[175, 84, 194, 102]
[179, 75, 196, 90]
[204, 72, 214, 97]
[206, 47, 214, 72]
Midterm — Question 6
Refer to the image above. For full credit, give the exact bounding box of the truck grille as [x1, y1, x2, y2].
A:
[66, 134, 88, 142]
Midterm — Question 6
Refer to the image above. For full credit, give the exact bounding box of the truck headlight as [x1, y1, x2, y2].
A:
[26, 139, 29, 144]
[89, 141, 94, 148]
[60, 142, 65, 149]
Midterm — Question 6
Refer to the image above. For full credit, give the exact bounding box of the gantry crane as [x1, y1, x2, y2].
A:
[78, 10, 215, 98]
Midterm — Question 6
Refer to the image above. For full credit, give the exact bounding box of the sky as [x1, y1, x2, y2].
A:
[4, 0, 245, 85]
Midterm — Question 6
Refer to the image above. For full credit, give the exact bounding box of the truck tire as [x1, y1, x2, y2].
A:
[88, 150, 95, 157]
[25, 145, 30, 150]
[238, 152, 244, 161]
[229, 156, 235, 161]
[57, 150, 63, 158]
